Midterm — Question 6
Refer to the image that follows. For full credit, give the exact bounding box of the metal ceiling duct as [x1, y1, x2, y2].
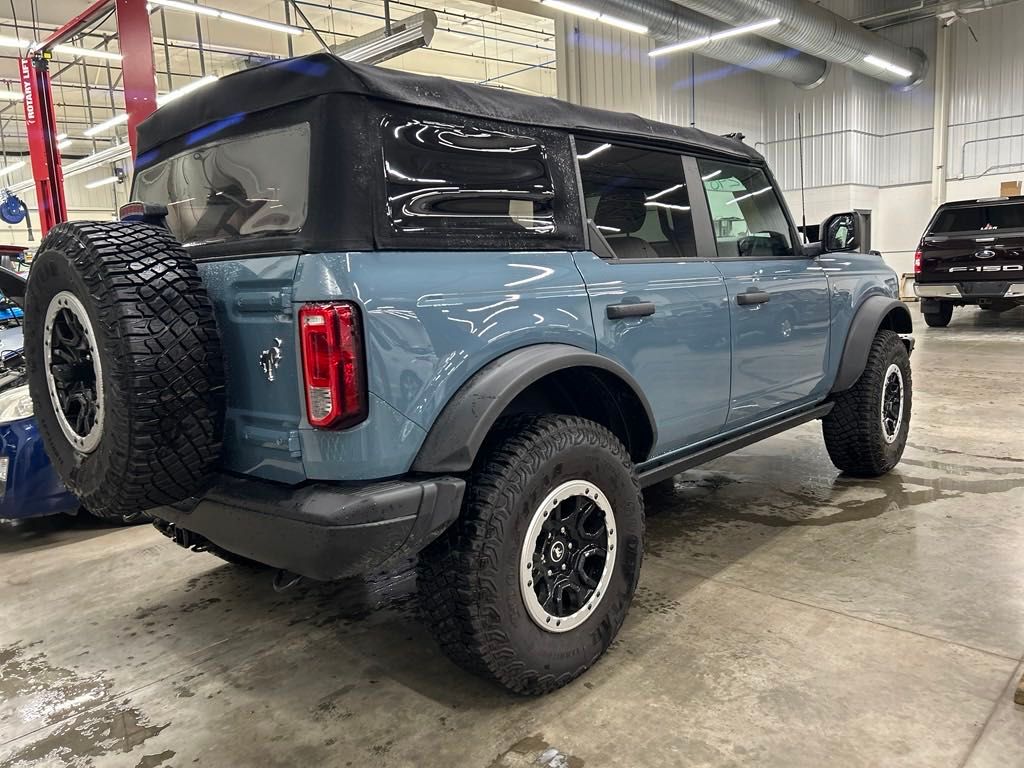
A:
[665, 0, 929, 87]
[597, 0, 829, 87]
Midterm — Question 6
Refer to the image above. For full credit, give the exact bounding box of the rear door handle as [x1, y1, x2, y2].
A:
[737, 290, 771, 306]
[607, 302, 656, 319]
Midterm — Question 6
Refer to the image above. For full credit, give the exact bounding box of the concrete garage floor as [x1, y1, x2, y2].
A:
[2, 306, 1023, 768]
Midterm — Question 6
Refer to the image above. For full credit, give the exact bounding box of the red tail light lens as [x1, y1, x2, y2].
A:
[914, 249, 922, 274]
[298, 302, 368, 429]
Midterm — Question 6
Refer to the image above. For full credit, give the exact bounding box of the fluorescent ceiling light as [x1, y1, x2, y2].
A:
[56, 133, 68, 141]
[0, 90, 24, 101]
[148, 0, 304, 35]
[0, 35, 29, 49]
[157, 74, 219, 105]
[577, 142, 611, 160]
[864, 54, 913, 79]
[58, 140, 74, 151]
[84, 113, 129, 137]
[0, 161, 26, 177]
[85, 176, 120, 189]
[541, 1, 648, 35]
[50, 44, 122, 61]
[650, 18, 780, 58]
[82, 76, 219, 137]
[701, 169, 723, 181]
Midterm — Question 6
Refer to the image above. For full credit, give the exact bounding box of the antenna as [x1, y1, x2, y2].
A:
[797, 111, 808, 243]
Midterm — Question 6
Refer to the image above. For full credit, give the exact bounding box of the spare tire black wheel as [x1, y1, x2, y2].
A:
[25, 221, 226, 518]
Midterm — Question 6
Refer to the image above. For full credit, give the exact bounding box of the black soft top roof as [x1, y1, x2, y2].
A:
[137, 52, 762, 163]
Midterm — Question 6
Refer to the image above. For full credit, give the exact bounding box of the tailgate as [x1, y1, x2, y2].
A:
[199, 255, 304, 484]
[919, 232, 1024, 282]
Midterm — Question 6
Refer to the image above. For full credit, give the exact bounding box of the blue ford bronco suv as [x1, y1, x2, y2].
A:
[24, 54, 913, 694]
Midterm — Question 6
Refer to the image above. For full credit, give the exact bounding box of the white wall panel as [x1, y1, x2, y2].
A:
[946, 2, 1024, 179]
[556, 17, 656, 118]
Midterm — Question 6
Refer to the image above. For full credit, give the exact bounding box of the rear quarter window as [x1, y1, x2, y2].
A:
[377, 113, 581, 250]
[132, 123, 311, 247]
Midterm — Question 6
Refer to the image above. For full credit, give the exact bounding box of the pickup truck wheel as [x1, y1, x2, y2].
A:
[418, 414, 644, 695]
[24, 221, 225, 518]
[922, 299, 953, 327]
[822, 330, 912, 477]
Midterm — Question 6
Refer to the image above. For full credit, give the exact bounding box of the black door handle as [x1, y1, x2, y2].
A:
[607, 302, 656, 319]
[737, 290, 770, 306]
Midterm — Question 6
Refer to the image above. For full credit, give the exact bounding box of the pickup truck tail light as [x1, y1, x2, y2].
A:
[298, 302, 368, 429]
[914, 249, 922, 274]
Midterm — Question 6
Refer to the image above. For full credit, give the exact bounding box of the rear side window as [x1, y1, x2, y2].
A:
[698, 159, 793, 258]
[930, 202, 1024, 234]
[381, 116, 559, 242]
[132, 123, 311, 247]
[576, 140, 697, 260]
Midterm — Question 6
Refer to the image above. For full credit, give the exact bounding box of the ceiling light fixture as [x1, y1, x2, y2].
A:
[0, 90, 24, 101]
[148, 0, 304, 36]
[58, 139, 74, 151]
[50, 44, 122, 61]
[864, 54, 913, 79]
[85, 175, 121, 189]
[650, 18, 780, 58]
[0, 161, 26, 177]
[541, 1, 648, 36]
[82, 76, 220, 136]
[84, 113, 129, 137]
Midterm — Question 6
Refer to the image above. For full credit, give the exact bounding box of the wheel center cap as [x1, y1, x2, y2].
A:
[549, 540, 566, 563]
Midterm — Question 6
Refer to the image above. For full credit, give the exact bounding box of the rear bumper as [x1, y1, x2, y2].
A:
[151, 473, 465, 581]
[915, 282, 1024, 299]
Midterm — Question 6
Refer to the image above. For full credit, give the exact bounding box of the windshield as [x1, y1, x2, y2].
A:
[929, 201, 1024, 234]
[132, 123, 311, 247]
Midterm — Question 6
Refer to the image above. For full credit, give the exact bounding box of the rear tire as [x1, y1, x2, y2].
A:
[418, 414, 644, 695]
[822, 330, 912, 477]
[922, 299, 953, 327]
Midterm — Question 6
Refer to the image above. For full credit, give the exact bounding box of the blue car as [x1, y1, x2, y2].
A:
[0, 268, 80, 520]
[0, 385, 81, 518]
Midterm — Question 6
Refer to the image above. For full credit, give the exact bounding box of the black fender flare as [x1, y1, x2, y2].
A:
[412, 344, 657, 473]
[831, 296, 914, 394]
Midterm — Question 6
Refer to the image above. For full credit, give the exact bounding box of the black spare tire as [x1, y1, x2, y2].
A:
[25, 221, 225, 517]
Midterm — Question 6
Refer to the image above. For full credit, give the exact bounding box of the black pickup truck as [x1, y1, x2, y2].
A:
[915, 196, 1024, 326]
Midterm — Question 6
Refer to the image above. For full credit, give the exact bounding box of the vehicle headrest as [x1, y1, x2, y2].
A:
[594, 187, 647, 235]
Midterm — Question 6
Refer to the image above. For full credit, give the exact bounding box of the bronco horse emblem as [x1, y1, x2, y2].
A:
[259, 338, 283, 382]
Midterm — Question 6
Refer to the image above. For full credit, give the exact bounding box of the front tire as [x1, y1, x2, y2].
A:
[418, 414, 644, 695]
[822, 330, 912, 477]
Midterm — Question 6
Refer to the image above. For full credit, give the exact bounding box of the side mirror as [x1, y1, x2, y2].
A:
[823, 212, 858, 252]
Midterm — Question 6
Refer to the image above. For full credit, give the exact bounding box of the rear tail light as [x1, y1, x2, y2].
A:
[298, 302, 368, 429]
[914, 249, 922, 274]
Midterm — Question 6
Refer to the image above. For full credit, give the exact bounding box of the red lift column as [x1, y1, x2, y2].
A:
[18, 0, 156, 237]
[116, 0, 158, 160]
[19, 54, 68, 235]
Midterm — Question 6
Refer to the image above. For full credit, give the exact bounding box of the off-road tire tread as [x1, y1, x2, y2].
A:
[25, 221, 225, 516]
[822, 330, 910, 477]
[418, 414, 642, 695]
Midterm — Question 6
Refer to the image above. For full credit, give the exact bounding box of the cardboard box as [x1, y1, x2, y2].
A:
[1000, 180, 1022, 197]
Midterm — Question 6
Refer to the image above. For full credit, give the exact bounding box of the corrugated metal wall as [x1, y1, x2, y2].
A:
[759, 15, 936, 191]
[947, 2, 1024, 180]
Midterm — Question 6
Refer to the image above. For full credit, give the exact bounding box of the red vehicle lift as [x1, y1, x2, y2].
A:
[18, 0, 157, 236]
